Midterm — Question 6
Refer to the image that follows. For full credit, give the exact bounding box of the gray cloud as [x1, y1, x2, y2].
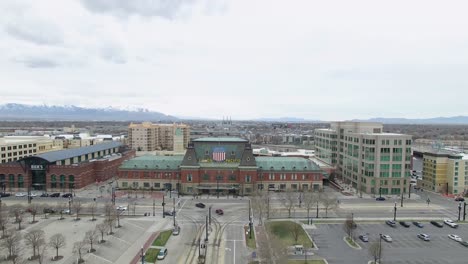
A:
[13, 56, 59, 68]
[80, 0, 195, 19]
[99, 43, 127, 64]
[4, 21, 63, 46]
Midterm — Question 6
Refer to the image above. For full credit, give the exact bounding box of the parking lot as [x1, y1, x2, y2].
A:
[310, 222, 468, 264]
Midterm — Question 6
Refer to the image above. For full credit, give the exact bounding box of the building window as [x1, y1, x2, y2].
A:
[60, 175, 66, 189]
[144, 182, 150, 188]
[202, 174, 209, 181]
[279, 184, 286, 190]
[291, 184, 298, 190]
[18, 175, 24, 189]
[50, 175, 57, 188]
[154, 182, 160, 188]
[69, 175, 75, 189]
[245, 175, 251, 183]
[187, 174, 193, 182]
[257, 184, 264, 190]
[122, 182, 128, 188]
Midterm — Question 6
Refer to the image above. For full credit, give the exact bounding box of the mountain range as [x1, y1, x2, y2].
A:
[0, 103, 176, 121]
[1, 103, 468, 124]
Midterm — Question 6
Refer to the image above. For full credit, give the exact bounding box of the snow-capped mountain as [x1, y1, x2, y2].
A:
[0, 103, 177, 121]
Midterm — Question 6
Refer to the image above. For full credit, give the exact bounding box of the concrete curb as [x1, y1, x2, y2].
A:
[300, 222, 319, 250]
[343, 236, 362, 250]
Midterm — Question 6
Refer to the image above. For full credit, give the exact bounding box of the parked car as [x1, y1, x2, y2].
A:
[358, 235, 369, 242]
[116, 206, 127, 211]
[157, 248, 168, 260]
[0, 193, 11, 197]
[195, 203, 206, 208]
[444, 219, 458, 228]
[455, 197, 465, 202]
[399, 221, 411, 228]
[376, 197, 386, 201]
[380, 234, 392, 242]
[172, 226, 180, 236]
[413, 221, 424, 228]
[386, 220, 397, 227]
[164, 211, 174, 216]
[215, 209, 224, 215]
[43, 208, 56, 214]
[460, 241, 468, 247]
[61, 209, 71, 214]
[430, 221, 443, 228]
[50, 193, 60, 197]
[62, 193, 72, 198]
[417, 233, 430, 241]
[15, 192, 26, 197]
[40, 193, 49, 197]
[29, 193, 38, 197]
[448, 234, 462, 242]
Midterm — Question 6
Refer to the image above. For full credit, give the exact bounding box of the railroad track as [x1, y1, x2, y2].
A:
[209, 211, 246, 264]
[178, 212, 206, 264]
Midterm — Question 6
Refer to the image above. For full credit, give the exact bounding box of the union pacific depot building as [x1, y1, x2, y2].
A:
[118, 137, 327, 195]
[0, 142, 135, 193]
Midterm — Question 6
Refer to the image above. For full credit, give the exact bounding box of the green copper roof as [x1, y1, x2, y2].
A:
[120, 155, 184, 170]
[193, 137, 248, 142]
[255, 157, 321, 171]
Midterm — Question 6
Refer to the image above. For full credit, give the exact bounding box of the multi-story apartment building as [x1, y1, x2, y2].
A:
[315, 122, 412, 195]
[128, 122, 190, 152]
[421, 151, 468, 195]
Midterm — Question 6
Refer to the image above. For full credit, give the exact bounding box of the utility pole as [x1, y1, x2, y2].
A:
[378, 233, 382, 263]
[393, 202, 397, 221]
[267, 195, 270, 219]
[162, 195, 166, 218]
[205, 215, 208, 242]
[249, 199, 253, 239]
[173, 197, 176, 227]
[464, 202, 467, 221]
[458, 202, 462, 221]
[408, 183, 411, 198]
[141, 246, 145, 264]
[400, 192, 404, 207]
[153, 199, 155, 216]
[209, 206, 212, 226]
[316, 200, 319, 218]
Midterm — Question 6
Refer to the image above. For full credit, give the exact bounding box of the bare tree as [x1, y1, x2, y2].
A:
[369, 241, 381, 264]
[37, 242, 47, 264]
[49, 234, 66, 261]
[105, 215, 116, 235]
[251, 190, 270, 225]
[56, 203, 66, 220]
[343, 214, 356, 241]
[96, 223, 108, 243]
[85, 229, 98, 253]
[16, 214, 23, 230]
[103, 203, 113, 219]
[115, 208, 122, 228]
[11, 205, 24, 229]
[24, 229, 45, 259]
[302, 191, 319, 224]
[290, 221, 302, 244]
[40, 204, 49, 219]
[321, 193, 338, 218]
[28, 204, 40, 223]
[279, 189, 297, 218]
[73, 240, 87, 263]
[89, 203, 97, 221]
[73, 201, 82, 221]
[0, 205, 9, 237]
[257, 226, 288, 264]
[2, 229, 21, 260]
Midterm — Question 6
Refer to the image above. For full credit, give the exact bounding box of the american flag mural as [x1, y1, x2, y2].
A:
[212, 147, 226, 162]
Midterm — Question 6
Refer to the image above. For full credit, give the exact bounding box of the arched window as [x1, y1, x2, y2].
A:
[51, 175, 57, 189]
[60, 175, 66, 189]
[0, 174, 5, 191]
[69, 175, 75, 189]
[8, 174, 15, 189]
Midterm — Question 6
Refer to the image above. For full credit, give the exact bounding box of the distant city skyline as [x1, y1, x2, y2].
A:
[1, 0, 468, 120]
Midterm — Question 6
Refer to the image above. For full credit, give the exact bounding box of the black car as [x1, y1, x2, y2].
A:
[455, 197, 465, 202]
[358, 235, 369, 242]
[413, 221, 424, 228]
[399, 221, 411, 228]
[430, 221, 443, 228]
[376, 197, 386, 201]
[40, 193, 49, 197]
[50, 193, 60, 197]
[215, 209, 224, 215]
[0, 193, 11, 197]
[62, 193, 72, 198]
[43, 208, 56, 214]
[164, 211, 174, 216]
[386, 220, 397, 227]
[195, 203, 206, 208]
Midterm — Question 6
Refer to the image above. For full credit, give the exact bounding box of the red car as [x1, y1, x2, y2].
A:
[215, 209, 224, 215]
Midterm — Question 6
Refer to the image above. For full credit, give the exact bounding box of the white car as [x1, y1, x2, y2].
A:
[417, 234, 430, 241]
[61, 209, 71, 214]
[444, 219, 459, 228]
[29, 193, 38, 197]
[380, 234, 392, 242]
[448, 234, 462, 242]
[116, 206, 127, 211]
[15, 192, 26, 197]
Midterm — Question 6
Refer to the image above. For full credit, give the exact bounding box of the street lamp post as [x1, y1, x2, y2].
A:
[173, 197, 176, 227]
[141, 246, 145, 264]
[209, 206, 212, 226]
[378, 233, 383, 263]
[162, 195, 166, 218]
[393, 202, 397, 221]
[400, 192, 404, 207]
[379, 187, 382, 199]
[458, 202, 462, 221]
[464, 202, 467, 221]
[217, 177, 220, 199]
[153, 199, 155, 216]
[68, 197, 72, 212]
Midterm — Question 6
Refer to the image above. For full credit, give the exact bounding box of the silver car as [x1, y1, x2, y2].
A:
[380, 234, 392, 242]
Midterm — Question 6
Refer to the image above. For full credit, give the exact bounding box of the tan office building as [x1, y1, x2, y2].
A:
[421, 151, 468, 195]
[0, 136, 63, 164]
[128, 122, 190, 152]
[315, 122, 412, 195]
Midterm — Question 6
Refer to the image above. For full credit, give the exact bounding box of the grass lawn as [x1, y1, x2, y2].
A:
[145, 248, 160, 263]
[152, 230, 173, 247]
[287, 260, 326, 264]
[266, 221, 313, 248]
[345, 236, 359, 248]
[244, 225, 257, 249]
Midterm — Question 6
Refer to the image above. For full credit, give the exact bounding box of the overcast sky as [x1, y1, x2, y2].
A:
[1, 0, 467, 120]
